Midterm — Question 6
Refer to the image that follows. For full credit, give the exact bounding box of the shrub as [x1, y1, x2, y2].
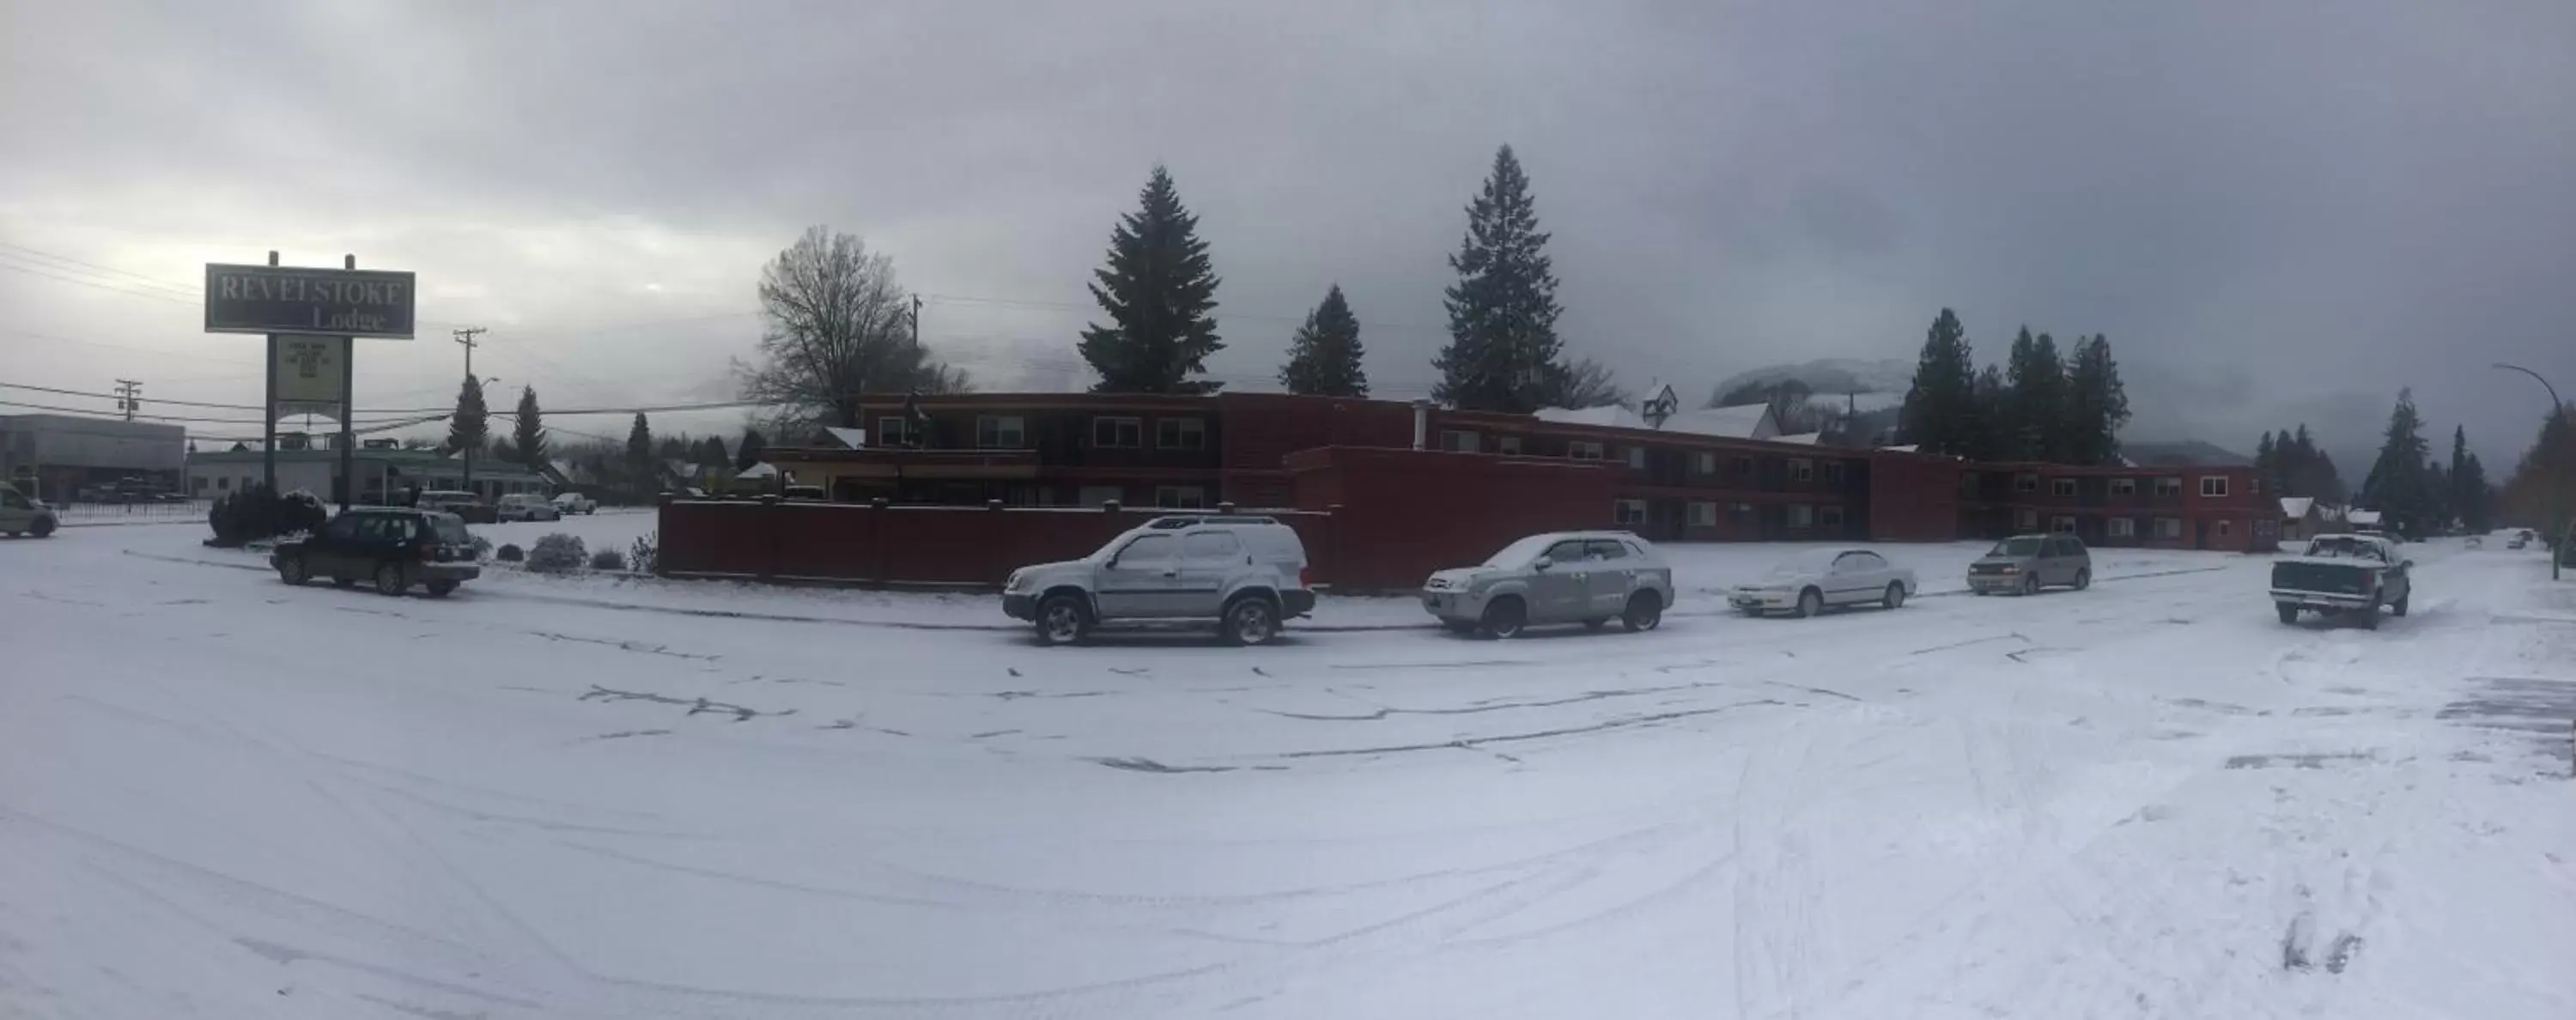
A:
[526, 533, 586, 574]
[628, 531, 658, 574]
[204, 484, 332, 547]
[496, 543, 526, 562]
[470, 535, 494, 562]
[588, 549, 626, 571]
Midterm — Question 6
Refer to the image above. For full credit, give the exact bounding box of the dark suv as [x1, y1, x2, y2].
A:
[273, 507, 481, 597]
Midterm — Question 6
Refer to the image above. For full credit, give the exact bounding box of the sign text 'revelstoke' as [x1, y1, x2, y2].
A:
[204, 264, 416, 338]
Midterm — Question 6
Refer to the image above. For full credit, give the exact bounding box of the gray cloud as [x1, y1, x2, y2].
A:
[3, 0, 2572, 461]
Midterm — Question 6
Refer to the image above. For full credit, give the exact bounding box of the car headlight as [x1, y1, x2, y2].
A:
[1005, 570, 1027, 592]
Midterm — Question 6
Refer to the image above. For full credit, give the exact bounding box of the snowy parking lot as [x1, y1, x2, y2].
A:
[4, 520, 2574, 1018]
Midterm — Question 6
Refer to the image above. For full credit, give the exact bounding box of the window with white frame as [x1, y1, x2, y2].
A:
[2111, 477, 2136, 495]
[1154, 484, 1206, 509]
[2199, 476, 2229, 497]
[1822, 461, 1845, 485]
[2052, 478, 2077, 497]
[1625, 446, 1647, 469]
[1693, 451, 1716, 474]
[2017, 508, 2039, 530]
[1568, 440, 1605, 460]
[2251, 477, 2262, 495]
[1440, 429, 1479, 453]
[1820, 505, 1845, 527]
[2154, 517, 2184, 538]
[1157, 417, 1206, 450]
[1688, 501, 1716, 526]
[1613, 499, 1648, 525]
[1788, 504, 1815, 528]
[1498, 435, 1522, 455]
[1789, 458, 1814, 483]
[2051, 515, 2077, 533]
[2017, 473, 2040, 494]
[2215, 519, 2233, 537]
[878, 416, 914, 447]
[975, 415, 1024, 449]
[2109, 517, 2136, 537]
[1091, 416, 1141, 448]
[2154, 477, 2184, 496]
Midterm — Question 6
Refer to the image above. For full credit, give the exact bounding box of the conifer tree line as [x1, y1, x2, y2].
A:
[1895, 309, 2130, 464]
[2253, 425, 2346, 503]
[2500, 404, 2571, 538]
[2348, 389, 2500, 537]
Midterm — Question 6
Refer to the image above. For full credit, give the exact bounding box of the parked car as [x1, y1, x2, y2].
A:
[550, 492, 598, 516]
[2506, 534, 2528, 549]
[1968, 533, 2093, 595]
[1002, 514, 1315, 646]
[1, 487, 58, 537]
[1732, 548, 1917, 618]
[417, 489, 495, 524]
[272, 507, 481, 597]
[495, 493, 561, 522]
[2270, 533, 2410, 628]
[1420, 531, 1673, 638]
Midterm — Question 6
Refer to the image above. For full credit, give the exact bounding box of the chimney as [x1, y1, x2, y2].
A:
[1412, 399, 1431, 451]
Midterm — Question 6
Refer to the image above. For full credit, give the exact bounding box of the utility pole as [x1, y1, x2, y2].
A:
[2494, 362, 2567, 580]
[911, 294, 923, 353]
[453, 326, 487, 497]
[112, 379, 141, 421]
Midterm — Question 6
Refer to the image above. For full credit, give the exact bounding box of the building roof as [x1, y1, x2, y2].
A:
[737, 461, 780, 479]
[2118, 440, 2254, 468]
[2280, 496, 2315, 519]
[2345, 508, 2384, 525]
[1660, 403, 1776, 440]
[1533, 404, 1649, 429]
[1771, 431, 1823, 446]
[819, 427, 868, 449]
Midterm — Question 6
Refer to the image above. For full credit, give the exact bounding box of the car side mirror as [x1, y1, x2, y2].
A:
[1533, 556, 1552, 572]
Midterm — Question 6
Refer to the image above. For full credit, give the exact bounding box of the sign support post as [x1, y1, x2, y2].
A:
[338, 253, 358, 510]
[205, 252, 415, 507]
[262, 250, 278, 495]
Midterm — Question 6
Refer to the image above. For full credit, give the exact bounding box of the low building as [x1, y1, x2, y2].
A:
[2281, 497, 2326, 542]
[187, 447, 550, 504]
[1958, 461, 2276, 551]
[0, 413, 186, 502]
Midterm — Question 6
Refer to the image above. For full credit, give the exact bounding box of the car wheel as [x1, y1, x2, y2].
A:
[1622, 590, 1663, 632]
[1035, 594, 1091, 647]
[1881, 581, 1906, 610]
[2358, 594, 2382, 630]
[1479, 596, 1527, 639]
[2276, 603, 2300, 625]
[29, 519, 53, 538]
[1222, 597, 1280, 647]
[374, 562, 409, 597]
[277, 554, 309, 586]
[1795, 587, 1824, 619]
[2074, 568, 2092, 591]
[2391, 592, 2409, 617]
[426, 580, 459, 598]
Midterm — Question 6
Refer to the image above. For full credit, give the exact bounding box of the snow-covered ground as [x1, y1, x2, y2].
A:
[4, 523, 2573, 1019]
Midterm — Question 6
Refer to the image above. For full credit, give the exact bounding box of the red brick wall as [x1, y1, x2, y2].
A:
[657, 498, 1338, 586]
[1288, 446, 1614, 591]
[1867, 452, 1962, 542]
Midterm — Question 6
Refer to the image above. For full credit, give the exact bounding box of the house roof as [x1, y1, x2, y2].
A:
[2280, 496, 2315, 519]
[819, 427, 867, 449]
[2345, 508, 2384, 525]
[1660, 403, 1775, 439]
[1772, 431, 1823, 446]
[1534, 404, 1649, 429]
[2117, 440, 2254, 468]
[737, 461, 780, 479]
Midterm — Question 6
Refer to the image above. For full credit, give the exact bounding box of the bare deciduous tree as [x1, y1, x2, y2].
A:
[735, 227, 971, 434]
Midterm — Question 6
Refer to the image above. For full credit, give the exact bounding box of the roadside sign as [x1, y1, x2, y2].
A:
[204, 263, 416, 338]
[273, 336, 350, 420]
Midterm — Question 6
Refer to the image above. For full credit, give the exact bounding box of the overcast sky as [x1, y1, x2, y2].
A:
[5, 1, 2573, 468]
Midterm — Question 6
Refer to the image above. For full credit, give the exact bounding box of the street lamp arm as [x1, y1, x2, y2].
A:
[2492, 362, 2564, 411]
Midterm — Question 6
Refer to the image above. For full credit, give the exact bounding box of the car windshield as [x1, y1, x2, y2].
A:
[1481, 534, 1563, 568]
[1990, 537, 2044, 556]
[1764, 550, 1842, 579]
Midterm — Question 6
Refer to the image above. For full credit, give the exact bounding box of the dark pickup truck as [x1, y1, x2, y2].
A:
[2271, 534, 2411, 628]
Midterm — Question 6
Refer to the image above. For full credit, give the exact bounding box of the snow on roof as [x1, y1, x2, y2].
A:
[1877, 444, 1920, 453]
[1772, 432, 1823, 446]
[1534, 404, 1648, 429]
[820, 427, 866, 449]
[1660, 403, 1776, 439]
[737, 462, 780, 479]
[2345, 508, 2384, 525]
[2280, 496, 2315, 519]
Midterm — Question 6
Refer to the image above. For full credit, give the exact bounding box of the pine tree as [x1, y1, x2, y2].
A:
[1995, 328, 2068, 459]
[2362, 389, 2439, 537]
[1969, 365, 2008, 460]
[1278, 284, 1369, 397]
[447, 375, 489, 458]
[1433, 145, 1565, 412]
[2256, 431, 2277, 482]
[2502, 406, 2572, 543]
[1896, 308, 1979, 457]
[625, 413, 656, 496]
[511, 386, 546, 469]
[1078, 166, 1224, 394]
[2062, 334, 2129, 464]
[736, 428, 768, 471]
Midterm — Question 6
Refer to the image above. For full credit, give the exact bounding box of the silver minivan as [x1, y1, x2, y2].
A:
[1968, 533, 2092, 595]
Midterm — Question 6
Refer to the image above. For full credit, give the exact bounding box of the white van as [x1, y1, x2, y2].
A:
[1001, 515, 1314, 646]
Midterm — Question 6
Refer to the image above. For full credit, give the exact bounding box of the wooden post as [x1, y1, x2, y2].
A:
[261, 250, 277, 495]
[337, 254, 356, 510]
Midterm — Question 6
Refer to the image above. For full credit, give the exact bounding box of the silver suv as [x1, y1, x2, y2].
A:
[1002, 515, 1315, 647]
[1969, 533, 2092, 595]
[1422, 531, 1674, 638]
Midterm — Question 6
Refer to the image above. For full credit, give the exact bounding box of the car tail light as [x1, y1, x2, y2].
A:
[1299, 567, 1311, 587]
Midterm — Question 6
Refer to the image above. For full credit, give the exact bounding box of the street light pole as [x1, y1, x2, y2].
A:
[2494, 361, 2567, 580]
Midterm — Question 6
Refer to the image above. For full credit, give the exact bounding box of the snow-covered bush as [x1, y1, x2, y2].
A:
[628, 531, 658, 574]
[588, 549, 626, 571]
[470, 535, 494, 562]
[526, 533, 586, 574]
[496, 543, 526, 562]
[204, 484, 331, 547]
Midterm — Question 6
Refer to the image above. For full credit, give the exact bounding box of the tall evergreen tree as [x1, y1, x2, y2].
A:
[447, 375, 489, 458]
[1996, 328, 2067, 459]
[2256, 430, 2277, 483]
[1969, 365, 2008, 461]
[2362, 389, 2440, 537]
[1277, 284, 1369, 397]
[511, 386, 547, 469]
[1433, 145, 1565, 412]
[2062, 334, 2129, 464]
[1896, 308, 1979, 456]
[1078, 166, 1224, 393]
[2502, 406, 2572, 542]
[625, 413, 656, 495]
[736, 428, 768, 471]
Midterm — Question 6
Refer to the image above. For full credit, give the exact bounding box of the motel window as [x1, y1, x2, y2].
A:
[1078, 485, 1123, 507]
[1693, 451, 1717, 475]
[975, 416, 1025, 449]
[1789, 458, 1814, 483]
[217, 477, 232, 490]
[2109, 518, 2136, 537]
[1822, 461, 1845, 486]
[1091, 416, 1141, 448]
[1688, 501, 1717, 527]
[1441, 429, 1480, 453]
[1568, 440, 1605, 460]
[1734, 457, 1754, 479]
[1154, 484, 1206, 509]
[1625, 446, 1647, 470]
[2016, 473, 2039, 494]
[2052, 478, 2077, 497]
[1787, 504, 1815, 529]
[2251, 477, 2262, 495]
[878, 416, 914, 447]
[1820, 505, 1845, 528]
[2154, 477, 2184, 496]
[2111, 478, 2136, 495]
[1613, 499, 1648, 525]
[2155, 518, 2184, 539]
[2200, 476, 2229, 498]
[2052, 516, 2077, 534]
[2216, 519, 2233, 537]
[192, 477, 210, 491]
[2017, 508, 2039, 530]
[1729, 502, 1754, 524]
[1157, 417, 1207, 451]
[1498, 435, 1522, 455]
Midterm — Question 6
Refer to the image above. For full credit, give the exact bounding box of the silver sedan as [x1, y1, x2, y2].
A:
[1731, 548, 1917, 618]
[1421, 531, 1676, 638]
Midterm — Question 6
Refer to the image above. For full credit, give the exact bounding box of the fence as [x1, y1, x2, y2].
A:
[49, 498, 213, 526]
